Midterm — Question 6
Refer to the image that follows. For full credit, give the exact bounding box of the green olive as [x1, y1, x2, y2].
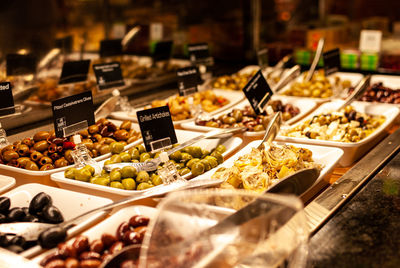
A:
[65, 168, 77, 179]
[99, 144, 111, 155]
[131, 159, 139, 163]
[25, 161, 39, 171]
[205, 121, 219, 128]
[210, 151, 224, 164]
[122, 178, 136, 190]
[121, 166, 137, 178]
[136, 144, 145, 154]
[180, 152, 193, 163]
[223, 116, 236, 125]
[232, 110, 243, 122]
[200, 159, 211, 171]
[136, 182, 153, 190]
[33, 140, 49, 152]
[186, 158, 200, 169]
[110, 169, 122, 181]
[201, 149, 210, 158]
[128, 148, 140, 160]
[119, 152, 131, 162]
[82, 165, 95, 176]
[110, 142, 125, 154]
[139, 153, 151, 162]
[175, 162, 185, 169]
[169, 151, 182, 162]
[136, 171, 150, 183]
[204, 156, 218, 168]
[186, 146, 202, 158]
[214, 144, 227, 154]
[191, 162, 205, 176]
[90, 177, 110, 186]
[151, 174, 163, 186]
[253, 124, 265, 132]
[110, 154, 122, 163]
[104, 160, 113, 166]
[75, 169, 91, 182]
[179, 167, 191, 176]
[110, 181, 124, 189]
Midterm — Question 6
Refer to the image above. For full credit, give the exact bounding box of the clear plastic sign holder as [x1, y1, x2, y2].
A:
[0, 105, 23, 119]
[112, 89, 133, 113]
[0, 122, 9, 148]
[70, 134, 101, 175]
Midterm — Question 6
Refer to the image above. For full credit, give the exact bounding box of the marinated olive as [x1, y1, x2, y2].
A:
[186, 158, 200, 169]
[128, 148, 140, 160]
[119, 152, 131, 162]
[180, 152, 193, 163]
[110, 142, 125, 154]
[214, 144, 226, 154]
[139, 152, 151, 162]
[90, 177, 110, 186]
[129, 215, 149, 227]
[33, 131, 51, 142]
[136, 144, 145, 154]
[75, 169, 92, 182]
[16, 157, 31, 167]
[110, 181, 124, 189]
[114, 129, 129, 141]
[191, 162, 205, 176]
[30, 151, 43, 162]
[121, 166, 137, 178]
[40, 164, 55, 171]
[101, 234, 117, 248]
[151, 174, 163, 186]
[136, 171, 150, 183]
[2, 150, 19, 162]
[40, 156, 53, 166]
[65, 167, 77, 179]
[136, 182, 153, 190]
[200, 159, 211, 171]
[110, 154, 122, 163]
[186, 146, 202, 158]
[34, 140, 49, 152]
[39, 226, 67, 248]
[16, 144, 30, 156]
[29, 192, 52, 215]
[54, 157, 69, 168]
[205, 156, 218, 168]
[0, 197, 10, 213]
[98, 144, 111, 155]
[82, 165, 95, 176]
[210, 151, 224, 164]
[110, 169, 122, 181]
[25, 161, 39, 170]
[88, 124, 99, 134]
[169, 151, 182, 162]
[178, 167, 191, 176]
[120, 120, 132, 130]
[122, 178, 136, 190]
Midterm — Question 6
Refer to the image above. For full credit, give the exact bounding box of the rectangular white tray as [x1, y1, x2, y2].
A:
[32, 205, 157, 264]
[51, 129, 243, 197]
[2, 183, 112, 258]
[193, 140, 343, 190]
[276, 100, 400, 166]
[110, 89, 245, 126]
[180, 96, 317, 137]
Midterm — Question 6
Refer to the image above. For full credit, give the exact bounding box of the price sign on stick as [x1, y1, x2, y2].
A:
[257, 48, 269, 69]
[93, 62, 125, 90]
[323, 48, 341, 76]
[6, 54, 36, 76]
[188, 43, 213, 65]
[59, 60, 90, 85]
[242, 70, 274, 115]
[51, 91, 95, 138]
[137, 106, 177, 152]
[177, 66, 200, 96]
[0, 82, 15, 116]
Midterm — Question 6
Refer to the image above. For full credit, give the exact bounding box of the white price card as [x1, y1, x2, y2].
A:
[359, 30, 382, 53]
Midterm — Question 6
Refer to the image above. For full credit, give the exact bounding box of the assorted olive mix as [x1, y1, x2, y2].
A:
[40, 214, 149, 268]
[349, 82, 400, 104]
[64, 143, 226, 191]
[0, 193, 64, 253]
[195, 100, 300, 131]
[0, 119, 140, 171]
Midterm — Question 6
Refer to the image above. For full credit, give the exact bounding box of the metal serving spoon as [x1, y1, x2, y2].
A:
[336, 74, 371, 111]
[305, 38, 325, 82]
[257, 111, 282, 150]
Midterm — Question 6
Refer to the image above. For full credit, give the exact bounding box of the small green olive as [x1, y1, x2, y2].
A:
[204, 156, 218, 168]
[99, 145, 111, 155]
[136, 144, 145, 154]
[186, 158, 200, 169]
[200, 159, 211, 171]
[119, 152, 131, 162]
[214, 144, 227, 154]
[110, 169, 122, 181]
[201, 149, 210, 158]
[210, 151, 224, 164]
[82, 165, 95, 176]
[180, 152, 193, 163]
[128, 148, 140, 160]
[90, 177, 110, 186]
[191, 162, 205, 176]
[120, 166, 137, 178]
[64, 167, 77, 179]
[175, 162, 185, 169]
[169, 151, 182, 162]
[186, 146, 202, 158]
[136, 182, 153, 190]
[139, 153, 151, 162]
[136, 171, 150, 183]
[75, 169, 91, 182]
[110, 181, 124, 189]
[104, 160, 113, 166]
[110, 142, 125, 154]
[122, 178, 136, 190]
[179, 167, 191, 176]
[151, 174, 163, 186]
[110, 154, 122, 163]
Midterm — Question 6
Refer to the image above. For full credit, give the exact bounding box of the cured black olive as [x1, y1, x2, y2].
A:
[23, 214, 40, 222]
[6, 244, 24, 253]
[0, 234, 9, 247]
[41, 205, 64, 223]
[9, 236, 26, 248]
[7, 207, 26, 222]
[0, 213, 7, 223]
[38, 226, 67, 249]
[0, 197, 10, 214]
[29, 192, 52, 215]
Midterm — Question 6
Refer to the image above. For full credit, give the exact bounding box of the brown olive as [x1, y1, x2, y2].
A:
[2, 150, 19, 162]
[33, 131, 51, 142]
[6, 159, 19, 167]
[92, 142, 101, 152]
[120, 120, 132, 130]
[43, 259, 65, 268]
[99, 144, 111, 155]
[101, 233, 117, 248]
[123, 230, 142, 245]
[100, 126, 112, 137]
[127, 136, 138, 144]
[22, 137, 34, 147]
[96, 118, 108, 125]
[72, 236, 89, 254]
[116, 222, 130, 240]
[49, 152, 62, 161]
[87, 125, 99, 135]
[16, 144, 30, 156]
[52, 137, 65, 145]
[40, 251, 64, 266]
[114, 129, 129, 141]
[89, 239, 104, 253]
[79, 259, 102, 268]
[109, 241, 125, 254]
[17, 157, 31, 167]
[25, 160, 39, 170]
[129, 215, 149, 228]
[65, 258, 79, 268]
[103, 137, 116, 144]
[2, 144, 16, 153]
[34, 140, 49, 152]
[134, 226, 147, 240]
[78, 129, 89, 138]
[40, 156, 53, 166]
[31, 151, 44, 162]
[58, 242, 77, 258]
[64, 150, 74, 163]
[93, 134, 102, 142]
[54, 158, 69, 168]
[48, 143, 57, 154]
[79, 251, 101, 261]
[40, 164, 55, 171]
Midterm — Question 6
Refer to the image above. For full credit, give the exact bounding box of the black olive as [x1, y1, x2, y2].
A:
[41, 205, 64, 224]
[29, 192, 52, 215]
[9, 236, 26, 248]
[0, 197, 10, 214]
[0, 213, 7, 223]
[7, 207, 26, 222]
[6, 244, 24, 253]
[0, 234, 9, 247]
[23, 214, 40, 222]
[21, 207, 29, 215]
[38, 226, 67, 249]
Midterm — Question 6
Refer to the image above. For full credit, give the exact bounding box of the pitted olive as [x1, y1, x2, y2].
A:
[33, 140, 49, 152]
[120, 120, 132, 130]
[16, 144, 29, 157]
[33, 131, 50, 142]
[1, 144, 16, 153]
[25, 161, 39, 171]
[48, 143, 57, 154]
[40, 164, 54, 171]
[17, 157, 31, 167]
[54, 158, 68, 168]
[2, 150, 19, 162]
[30, 151, 43, 162]
[21, 137, 34, 147]
[39, 156, 53, 166]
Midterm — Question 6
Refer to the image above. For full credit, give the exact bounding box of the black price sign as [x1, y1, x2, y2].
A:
[188, 43, 212, 65]
[137, 106, 177, 152]
[100, 39, 123, 58]
[51, 91, 95, 138]
[93, 62, 125, 90]
[59, 60, 90, 85]
[55, 36, 73, 54]
[0, 82, 15, 116]
[177, 66, 200, 96]
[323, 48, 341, 76]
[153, 41, 173, 62]
[242, 70, 274, 115]
[6, 54, 37, 76]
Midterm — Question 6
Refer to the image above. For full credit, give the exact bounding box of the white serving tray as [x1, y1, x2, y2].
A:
[51, 129, 243, 197]
[110, 89, 245, 126]
[1, 183, 112, 258]
[0, 175, 16, 194]
[277, 72, 364, 102]
[32, 205, 157, 264]
[193, 140, 343, 190]
[276, 100, 400, 166]
[0, 121, 142, 178]
[180, 96, 317, 137]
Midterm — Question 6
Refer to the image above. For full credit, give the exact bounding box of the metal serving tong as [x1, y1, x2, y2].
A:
[272, 65, 301, 93]
[336, 75, 371, 111]
[103, 126, 247, 172]
[305, 38, 325, 82]
[257, 111, 282, 150]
